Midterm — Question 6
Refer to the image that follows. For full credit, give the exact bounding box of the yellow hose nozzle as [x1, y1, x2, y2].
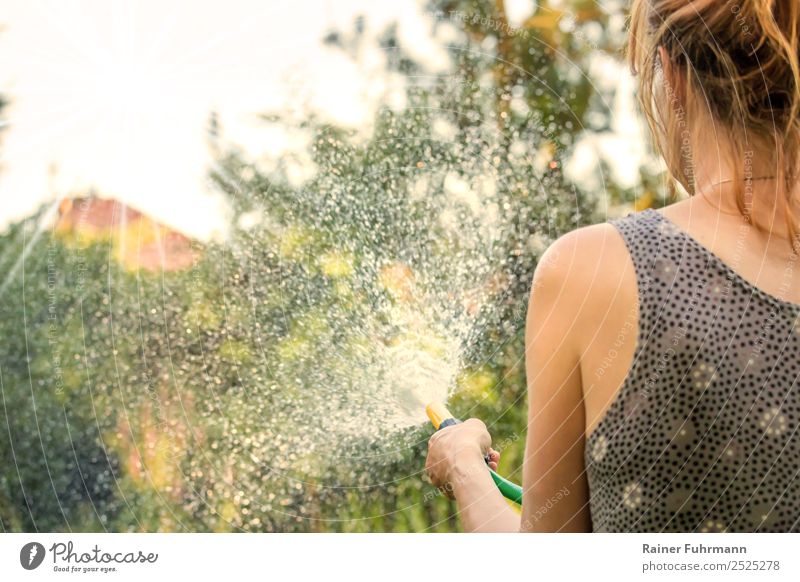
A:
[425, 401, 455, 430]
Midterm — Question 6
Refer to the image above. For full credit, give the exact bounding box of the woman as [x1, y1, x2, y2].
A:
[425, 0, 800, 532]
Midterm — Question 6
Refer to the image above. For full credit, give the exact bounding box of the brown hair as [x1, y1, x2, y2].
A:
[628, 0, 800, 247]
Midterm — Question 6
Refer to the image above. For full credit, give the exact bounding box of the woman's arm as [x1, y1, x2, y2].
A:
[519, 228, 597, 532]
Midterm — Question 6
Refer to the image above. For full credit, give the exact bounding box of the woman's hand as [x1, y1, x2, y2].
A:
[425, 419, 519, 531]
[425, 418, 500, 498]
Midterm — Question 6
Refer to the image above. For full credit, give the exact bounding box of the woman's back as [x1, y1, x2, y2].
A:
[586, 206, 800, 532]
[581, 0, 800, 532]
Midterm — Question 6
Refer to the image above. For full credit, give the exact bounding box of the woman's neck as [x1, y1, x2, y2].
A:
[689, 140, 797, 243]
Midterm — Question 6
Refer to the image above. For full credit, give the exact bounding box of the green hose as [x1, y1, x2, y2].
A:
[489, 468, 523, 505]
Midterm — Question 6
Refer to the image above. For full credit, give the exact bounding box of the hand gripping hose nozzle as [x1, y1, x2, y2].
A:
[425, 401, 523, 505]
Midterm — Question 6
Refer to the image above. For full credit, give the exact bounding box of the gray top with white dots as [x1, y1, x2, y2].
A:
[585, 208, 800, 532]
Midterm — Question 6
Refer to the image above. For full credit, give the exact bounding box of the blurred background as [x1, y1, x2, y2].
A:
[0, 0, 672, 532]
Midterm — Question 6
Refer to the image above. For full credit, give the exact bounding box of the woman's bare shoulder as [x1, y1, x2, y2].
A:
[532, 222, 634, 302]
[527, 220, 638, 358]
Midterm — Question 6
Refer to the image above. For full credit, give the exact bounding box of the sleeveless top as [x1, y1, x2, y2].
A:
[585, 208, 800, 532]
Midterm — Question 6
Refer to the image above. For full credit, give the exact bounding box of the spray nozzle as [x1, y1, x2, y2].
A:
[425, 401, 458, 430]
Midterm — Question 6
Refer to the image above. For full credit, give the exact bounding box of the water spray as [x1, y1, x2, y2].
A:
[425, 402, 523, 504]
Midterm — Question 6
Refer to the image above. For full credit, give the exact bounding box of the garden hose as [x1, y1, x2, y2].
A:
[426, 402, 523, 505]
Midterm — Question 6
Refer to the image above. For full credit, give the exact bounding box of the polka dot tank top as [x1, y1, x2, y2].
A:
[585, 208, 800, 532]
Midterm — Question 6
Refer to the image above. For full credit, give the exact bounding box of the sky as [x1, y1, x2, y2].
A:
[0, 0, 462, 239]
[0, 0, 645, 240]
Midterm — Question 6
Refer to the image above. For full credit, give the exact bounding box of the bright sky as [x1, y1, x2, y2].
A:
[0, 0, 457, 239]
[0, 0, 645, 240]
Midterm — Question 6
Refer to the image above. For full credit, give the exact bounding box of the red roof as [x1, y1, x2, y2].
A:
[56, 197, 200, 272]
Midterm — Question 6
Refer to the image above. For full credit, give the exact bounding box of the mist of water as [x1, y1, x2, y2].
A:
[0, 76, 568, 531]
[189, 110, 546, 516]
